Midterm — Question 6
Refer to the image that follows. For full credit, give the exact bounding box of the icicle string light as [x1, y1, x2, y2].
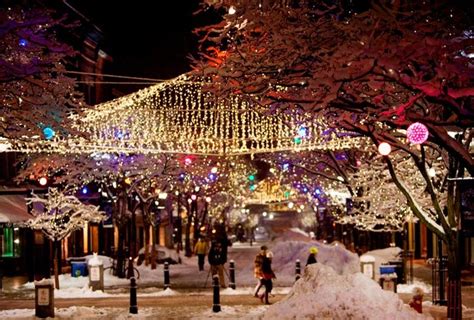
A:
[3, 75, 370, 155]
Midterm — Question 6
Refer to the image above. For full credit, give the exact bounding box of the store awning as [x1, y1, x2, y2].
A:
[0, 195, 33, 224]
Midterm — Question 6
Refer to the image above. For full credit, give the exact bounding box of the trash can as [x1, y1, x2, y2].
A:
[71, 261, 88, 277]
[88, 253, 104, 291]
[35, 279, 54, 318]
[359, 255, 375, 280]
[379, 265, 397, 293]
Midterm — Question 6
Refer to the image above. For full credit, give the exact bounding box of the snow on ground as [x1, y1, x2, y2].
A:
[0, 305, 270, 319]
[263, 263, 428, 320]
[3, 231, 438, 319]
[362, 247, 432, 294]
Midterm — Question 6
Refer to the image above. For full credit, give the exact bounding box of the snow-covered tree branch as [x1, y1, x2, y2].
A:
[23, 188, 105, 241]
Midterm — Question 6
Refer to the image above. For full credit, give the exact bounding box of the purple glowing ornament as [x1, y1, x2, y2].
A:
[406, 122, 429, 144]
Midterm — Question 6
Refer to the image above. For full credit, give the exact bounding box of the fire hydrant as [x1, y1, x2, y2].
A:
[409, 287, 424, 313]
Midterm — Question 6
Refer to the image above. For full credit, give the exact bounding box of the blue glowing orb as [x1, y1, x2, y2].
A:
[42, 127, 55, 140]
[297, 126, 308, 138]
[19, 39, 28, 47]
[81, 187, 88, 194]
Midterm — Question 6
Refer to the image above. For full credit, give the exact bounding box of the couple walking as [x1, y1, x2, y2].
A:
[253, 245, 276, 304]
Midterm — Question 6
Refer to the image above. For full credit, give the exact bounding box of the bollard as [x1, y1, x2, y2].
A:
[229, 260, 236, 289]
[129, 277, 138, 314]
[295, 259, 301, 281]
[88, 253, 104, 291]
[35, 279, 54, 318]
[164, 261, 170, 290]
[212, 275, 221, 312]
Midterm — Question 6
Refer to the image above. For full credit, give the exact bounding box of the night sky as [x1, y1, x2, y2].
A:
[67, 1, 217, 83]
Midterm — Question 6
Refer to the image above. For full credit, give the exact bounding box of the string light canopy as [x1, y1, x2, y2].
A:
[2, 75, 370, 156]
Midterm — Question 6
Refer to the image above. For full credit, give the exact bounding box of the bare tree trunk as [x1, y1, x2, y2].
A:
[116, 226, 126, 278]
[185, 212, 192, 257]
[144, 223, 150, 267]
[53, 240, 60, 289]
[127, 205, 137, 279]
[446, 149, 463, 319]
[447, 234, 462, 319]
[115, 191, 128, 278]
[151, 226, 157, 270]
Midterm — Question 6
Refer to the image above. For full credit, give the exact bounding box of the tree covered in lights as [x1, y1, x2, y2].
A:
[336, 152, 447, 232]
[0, 5, 86, 138]
[172, 155, 259, 255]
[23, 188, 105, 289]
[194, 1, 473, 316]
[16, 153, 260, 268]
[16, 152, 181, 275]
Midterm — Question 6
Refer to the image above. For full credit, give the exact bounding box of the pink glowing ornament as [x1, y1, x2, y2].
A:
[378, 142, 391, 156]
[406, 122, 429, 144]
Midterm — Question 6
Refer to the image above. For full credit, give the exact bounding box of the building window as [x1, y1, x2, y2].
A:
[1, 227, 20, 257]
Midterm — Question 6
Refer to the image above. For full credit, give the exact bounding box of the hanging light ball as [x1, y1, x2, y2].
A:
[406, 122, 429, 144]
[184, 157, 193, 166]
[378, 142, 391, 156]
[42, 127, 55, 140]
[39, 177, 48, 186]
[297, 126, 308, 138]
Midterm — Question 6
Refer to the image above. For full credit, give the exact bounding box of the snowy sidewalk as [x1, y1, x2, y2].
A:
[2, 240, 474, 319]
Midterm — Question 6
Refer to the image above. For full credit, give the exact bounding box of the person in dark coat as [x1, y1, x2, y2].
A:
[258, 251, 276, 304]
[208, 241, 226, 288]
[306, 246, 318, 266]
[253, 245, 267, 297]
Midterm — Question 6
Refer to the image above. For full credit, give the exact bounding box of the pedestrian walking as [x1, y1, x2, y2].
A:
[259, 250, 276, 305]
[253, 245, 267, 297]
[208, 241, 227, 288]
[194, 238, 209, 271]
[306, 246, 318, 266]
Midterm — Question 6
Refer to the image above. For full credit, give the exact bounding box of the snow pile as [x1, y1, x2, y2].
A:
[360, 255, 375, 263]
[264, 263, 428, 320]
[84, 254, 113, 268]
[275, 228, 312, 242]
[33, 279, 53, 286]
[229, 240, 359, 286]
[138, 244, 181, 264]
[87, 253, 103, 266]
[271, 240, 359, 279]
[397, 280, 432, 294]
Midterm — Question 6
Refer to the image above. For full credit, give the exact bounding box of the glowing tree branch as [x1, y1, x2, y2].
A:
[23, 188, 105, 289]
